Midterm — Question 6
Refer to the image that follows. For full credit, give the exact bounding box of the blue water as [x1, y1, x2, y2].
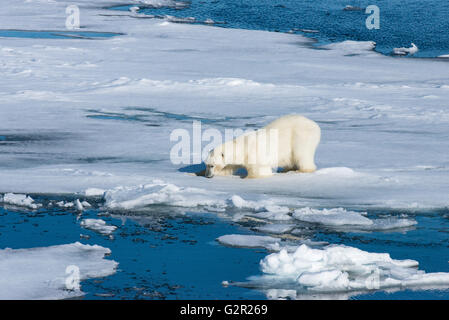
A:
[0, 197, 266, 299]
[1, 197, 449, 299]
[111, 0, 449, 58]
[3, 2, 446, 56]
[0, 30, 121, 39]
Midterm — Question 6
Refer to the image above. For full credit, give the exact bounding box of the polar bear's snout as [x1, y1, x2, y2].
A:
[204, 151, 216, 178]
[204, 149, 225, 178]
[205, 165, 215, 178]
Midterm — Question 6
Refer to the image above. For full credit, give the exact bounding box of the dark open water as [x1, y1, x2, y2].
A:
[112, 0, 449, 58]
[2, 196, 449, 299]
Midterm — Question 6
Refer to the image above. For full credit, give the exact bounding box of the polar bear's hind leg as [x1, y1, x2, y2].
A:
[292, 127, 320, 173]
[293, 147, 317, 173]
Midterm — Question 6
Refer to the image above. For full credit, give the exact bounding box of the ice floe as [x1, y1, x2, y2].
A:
[131, 0, 187, 8]
[292, 207, 417, 231]
[217, 234, 283, 251]
[102, 181, 292, 215]
[254, 224, 296, 234]
[0, 242, 117, 299]
[293, 207, 372, 226]
[217, 234, 327, 252]
[242, 244, 449, 298]
[393, 43, 419, 56]
[100, 180, 417, 231]
[343, 5, 364, 11]
[0, 193, 41, 210]
[226, 195, 292, 221]
[81, 200, 92, 208]
[75, 199, 84, 211]
[104, 180, 226, 210]
[321, 40, 377, 56]
[80, 219, 117, 235]
[56, 201, 75, 208]
[85, 188, 106, 197]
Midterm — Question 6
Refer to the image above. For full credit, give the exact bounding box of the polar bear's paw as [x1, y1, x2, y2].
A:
[297, 167, 317, 173]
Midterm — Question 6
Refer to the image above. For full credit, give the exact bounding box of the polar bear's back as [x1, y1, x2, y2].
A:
[264, 115, 320, 142]
[263, 115, 321, 168]
[264, 115, 319, 131]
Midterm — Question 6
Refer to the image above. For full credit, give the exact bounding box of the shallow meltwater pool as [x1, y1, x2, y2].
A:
[0, 29, 122, 39]
[1, 195, 449, 300]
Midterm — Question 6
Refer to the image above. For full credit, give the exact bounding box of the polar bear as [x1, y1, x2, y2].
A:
[204, 115, 320, 178]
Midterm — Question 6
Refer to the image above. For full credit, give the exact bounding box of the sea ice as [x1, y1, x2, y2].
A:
[244, 244, 449, 298]
[293, 207, 372, 226]
[0, 242, 117, 299]
[104, 180, 226, 210]
[321, 40, 377, 56]
[254, 224, 296, 234]
[85, 188, 106, 196]
[217, 234, 282, 251]
[292, 207, 416, 231]
[393, 43, 419, 56]
[56, 201, 74, 208]
[0, 193, 41, 209]
[1, 0, 449, 299]
[0, 1, 447, 211]
[226, 195, 292, 220]
[80, 219, 117, 235]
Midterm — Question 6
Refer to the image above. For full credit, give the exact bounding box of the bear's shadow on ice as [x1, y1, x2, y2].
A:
[178, 163, 248, 178]
[178, 163, 285, 178]
[178, 163, 207, 176]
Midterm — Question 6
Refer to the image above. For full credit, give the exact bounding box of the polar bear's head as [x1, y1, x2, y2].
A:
[204, 146, 226, 178]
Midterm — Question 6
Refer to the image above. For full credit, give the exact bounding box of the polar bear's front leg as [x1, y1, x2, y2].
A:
[246, 166, 273, 178]
[214, 165, 235, 176]
[296, 156, 317, 173]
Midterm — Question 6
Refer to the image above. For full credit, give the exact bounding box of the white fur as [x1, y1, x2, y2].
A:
[204, 115, 321, 178]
